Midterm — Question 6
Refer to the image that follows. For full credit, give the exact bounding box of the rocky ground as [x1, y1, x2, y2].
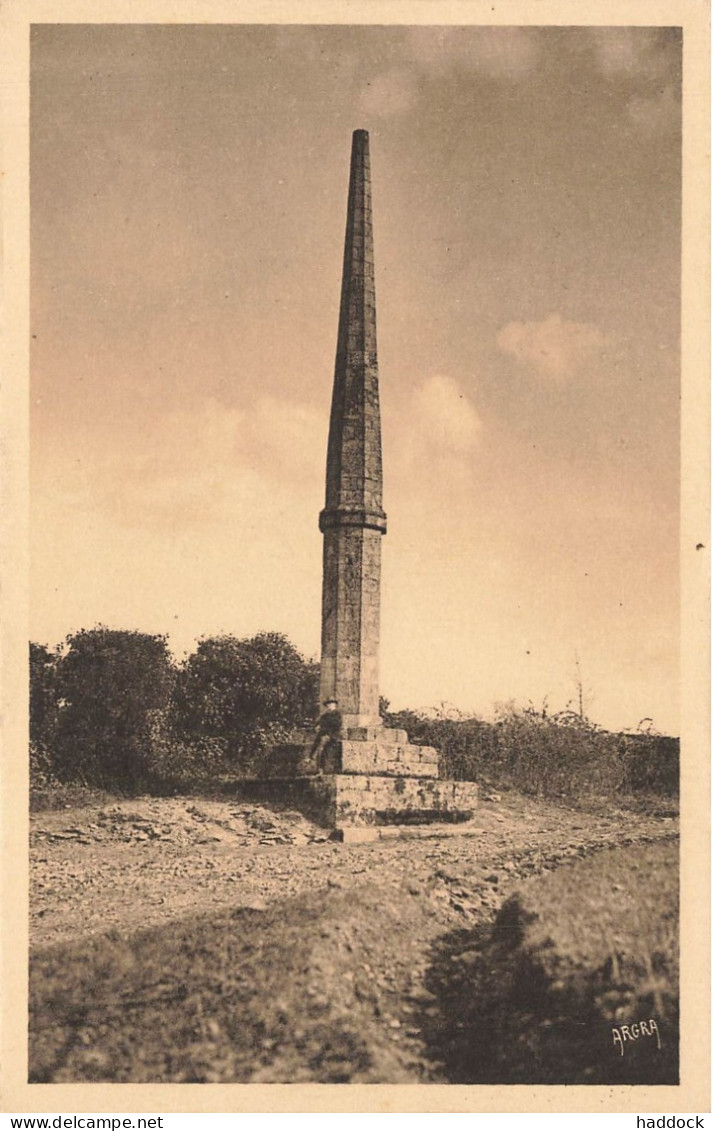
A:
[29, 789, 679, 1083]
[30, 789, 677, 950]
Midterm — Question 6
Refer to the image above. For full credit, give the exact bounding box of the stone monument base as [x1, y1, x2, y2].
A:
[238, 774, 478, 837]
[244, 727, 478, 837]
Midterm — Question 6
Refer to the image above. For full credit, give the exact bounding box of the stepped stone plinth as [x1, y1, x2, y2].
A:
[248, 724, 478, 839]
[240, 768, 478, 841]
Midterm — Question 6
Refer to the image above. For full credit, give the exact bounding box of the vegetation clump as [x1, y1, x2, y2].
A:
[385, 703, 678, 805]
[30, 628, 318, 805]
[30, 627, 677, 808]
[419, 839, 679, 1084]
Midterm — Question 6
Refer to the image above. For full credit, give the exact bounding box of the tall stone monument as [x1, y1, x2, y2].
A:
[250, 130, 478, 841]
[319, 129, 385, 730]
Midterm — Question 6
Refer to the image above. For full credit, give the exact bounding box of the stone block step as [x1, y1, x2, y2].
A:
[340, 739, 439, 777]
[257, 738, 440, 778]
[337, 822, 485, 844]
[333, 774, 477, 829]
[344, 726, 409, 744]
[282, 726, 410, 745]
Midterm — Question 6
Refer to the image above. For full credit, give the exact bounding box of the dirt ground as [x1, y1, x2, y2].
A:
[29, 789, 680, 1083]
[30, 789, 678, 951]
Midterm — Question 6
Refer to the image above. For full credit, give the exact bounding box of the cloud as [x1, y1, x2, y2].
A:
[581, 30, 680, 138]
[411, 374, 481, 454]
[360, 28, 541, 119]
[358, 69, 418, 118]
[496, 313, 606, 381]
[241, 396, 325, 476]
[359, 29, 541, 121]
[37, 396, 325, 532]
[31, 393, 327, 657]
[627, 85, 680, 137]
[387, 374, 481, 501]
[404, 27, 541, 80]
[586, 28, 678, 81]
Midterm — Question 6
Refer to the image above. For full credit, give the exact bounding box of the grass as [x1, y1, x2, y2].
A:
[29, 881, 432, 1084]
[29, 834, 679, 1084]
[419, 839, 679, 1083]
[30, 780, 118, 813]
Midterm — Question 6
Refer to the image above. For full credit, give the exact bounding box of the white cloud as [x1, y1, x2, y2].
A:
[359, 29, 541, 120]
[627, 85, 680, 137]
[405, 27, 540, 80]
[583, 30, 680, 138]
[411, 374, 481, 454]
[241, 396, 324, 476]
[358, 69, 418, 118]
[386, 374, 481, 507]
[497, 313, 606, 381]
[587, 28, 676, 81]
[37, 396, 325, 532]
[30, 395, 326, 656]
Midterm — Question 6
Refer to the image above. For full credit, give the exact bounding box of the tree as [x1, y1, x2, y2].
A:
[170, 632, 318, 765]
[30, 642, 62, 790]
[52, 627, 175, 791]
[30, 642, 60, 753]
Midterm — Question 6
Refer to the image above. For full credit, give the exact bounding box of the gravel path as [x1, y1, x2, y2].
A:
[31, 790, 678, 952]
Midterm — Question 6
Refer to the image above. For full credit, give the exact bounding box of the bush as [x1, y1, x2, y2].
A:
[620, 734, 679, 796]
[29, 628, 322, 800]
[49, 628, 176, 793]
[30, 740, 61, 802]
[169, 632, 318, 769]
[142, 718, 230, 794]
[385, 703, 677, 803]
[30, 643, 60, 765]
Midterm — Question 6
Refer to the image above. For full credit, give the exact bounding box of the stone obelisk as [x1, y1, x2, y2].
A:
[318, 129, 387, 731]
[249, 131, 478, 839]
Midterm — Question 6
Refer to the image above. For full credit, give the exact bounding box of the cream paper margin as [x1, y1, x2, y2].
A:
[1, 0, 709, 1114]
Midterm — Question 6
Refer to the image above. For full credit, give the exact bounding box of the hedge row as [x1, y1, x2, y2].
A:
[31, 629, 678, 806]
[385, 708, 679, 802]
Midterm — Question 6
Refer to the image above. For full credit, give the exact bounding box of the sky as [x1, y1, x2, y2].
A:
[30, 24, 681, 734]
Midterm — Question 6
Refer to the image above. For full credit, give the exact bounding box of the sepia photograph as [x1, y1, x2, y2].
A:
[2, 3, 708, 1113]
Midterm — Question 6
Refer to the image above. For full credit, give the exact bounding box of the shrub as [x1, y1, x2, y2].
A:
[50, 628, 176, 793]
[30, 642, 60, 764]
[620, 734, 679, 797]
[385, 703, 677, 803]
[142, 714, 230, 794]
[29, 628, 322, 799]
[169, 632, 318, 769]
